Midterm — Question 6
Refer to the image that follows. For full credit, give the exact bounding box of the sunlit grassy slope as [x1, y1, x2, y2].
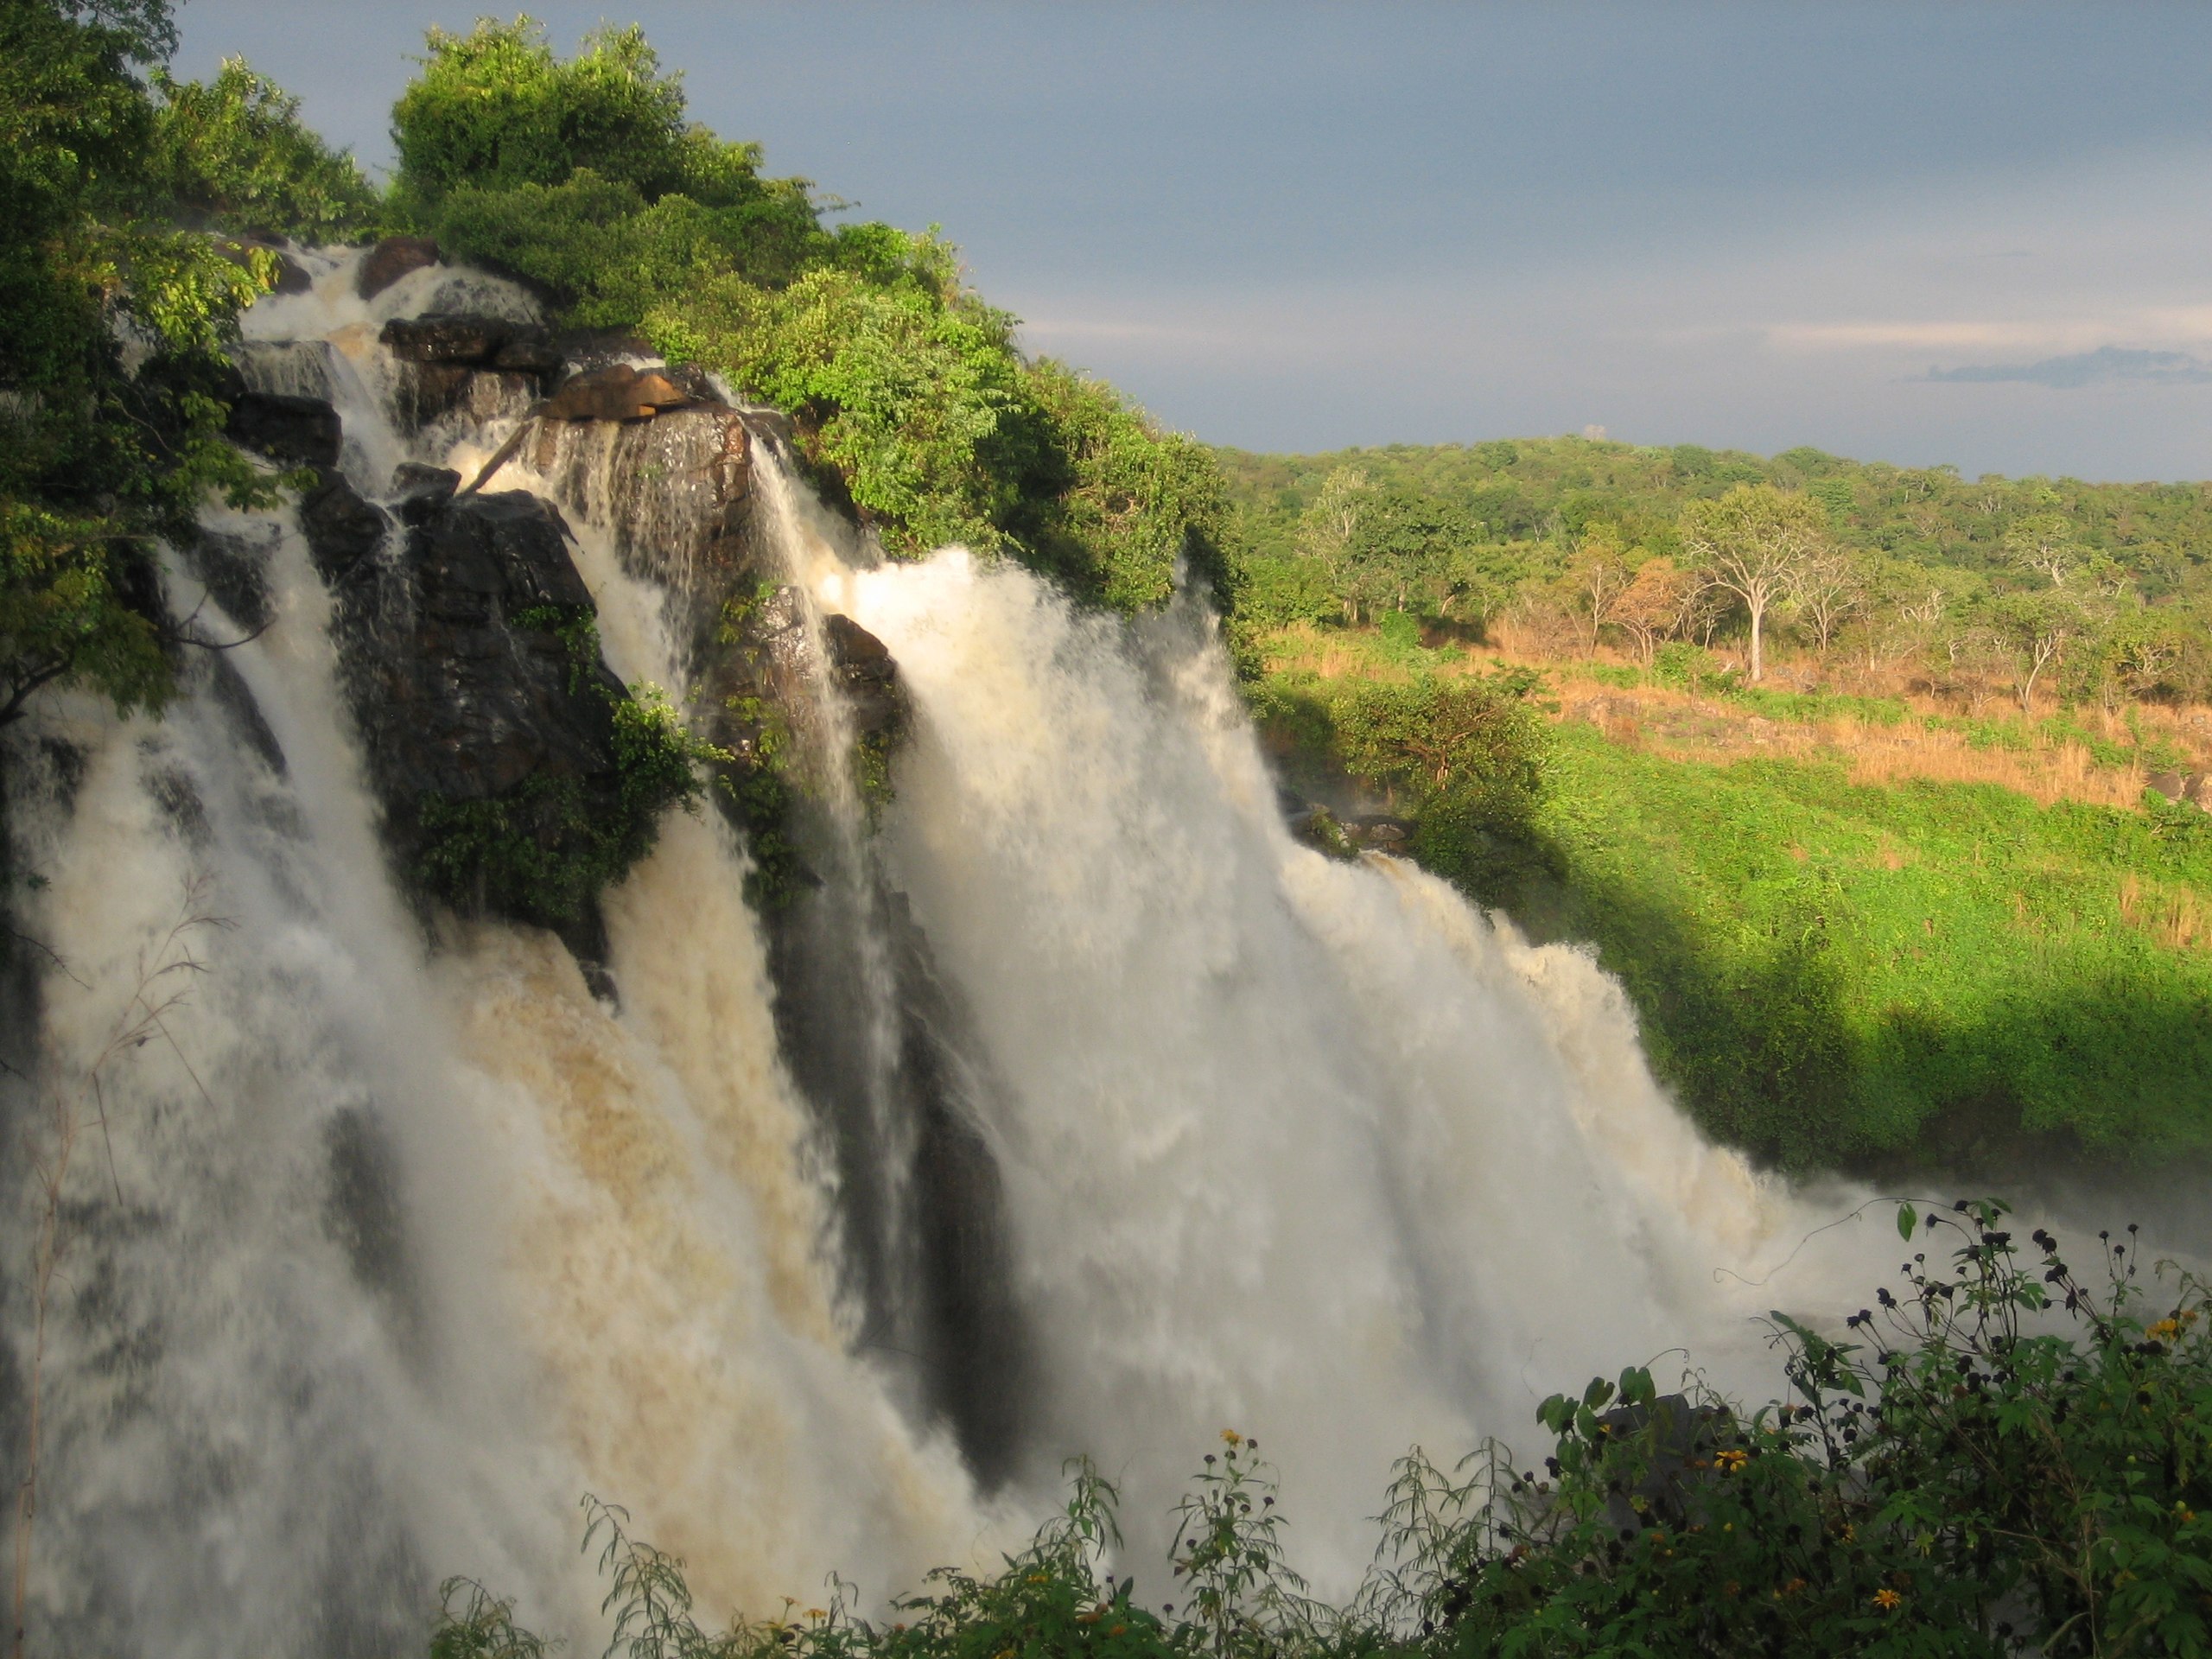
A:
[1252, 627, 2212, 1173]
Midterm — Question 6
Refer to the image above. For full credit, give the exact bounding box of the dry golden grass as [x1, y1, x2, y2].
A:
[1259, 624, 2212, 815]
[2118, 872, 2212, 951]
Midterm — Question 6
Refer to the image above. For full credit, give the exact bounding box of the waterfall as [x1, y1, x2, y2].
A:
[3, 246, 1904, 1654]
[0, 251, 997, 1657]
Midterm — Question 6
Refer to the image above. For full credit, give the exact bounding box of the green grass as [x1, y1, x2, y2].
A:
[1514, 732, 2212, 1170]
[1252, 635, 2212, 1173]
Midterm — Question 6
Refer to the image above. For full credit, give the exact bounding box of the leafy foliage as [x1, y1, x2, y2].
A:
[388, 18, 1224, 607]
[147, 57, 378, 238]
[416, 681, 724, 925]
[1217, 435, 2212, 706]
[0, 0, 288, 728]
[1254, 662, 1555, 907]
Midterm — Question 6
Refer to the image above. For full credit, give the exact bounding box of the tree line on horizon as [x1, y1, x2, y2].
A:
[1218, 437, 2212, 715]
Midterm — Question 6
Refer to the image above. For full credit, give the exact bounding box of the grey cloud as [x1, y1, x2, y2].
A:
[1927, 346, 2212, 389]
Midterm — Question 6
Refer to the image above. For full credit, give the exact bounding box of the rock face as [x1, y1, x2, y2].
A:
[380, 315, 550, 435]
[356, 236, 442, 300]
[2150, 771, 2212, 811]
[325, 488, 634, 972]
[226, 391, 342, 467]
[340, 490, 625, 809]
[540, 362, 703, 422]
[298, 470, 389, 583]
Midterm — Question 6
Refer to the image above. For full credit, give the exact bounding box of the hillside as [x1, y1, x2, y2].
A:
[1226, 435, 2212, 1173]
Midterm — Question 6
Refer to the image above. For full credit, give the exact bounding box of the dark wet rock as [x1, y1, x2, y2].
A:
[206, 653, 287, 776]
[663, 363, 721, 403]
[183, 523, 276, 632]
[298, 470, 390, 583]
[738, 407, 795, 448]
[1349, 814, 1413, 849]
[492, 334, 565, 374]
[389, 464, 461, 524]
[356, 236, 441, 300]
[549, 328, 654, 376]
[394, 365, 537, 435]
[530, 402, 753, 594]
[823, 613, 902, 740]
[381, 315, 512, 365]
[231, 338, 337, 404]
[333, 488, 626, 867]
[226, 391, 341, 467]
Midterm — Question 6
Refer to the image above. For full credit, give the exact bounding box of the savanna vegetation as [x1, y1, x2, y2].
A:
[1224, 438, 2212, 1174]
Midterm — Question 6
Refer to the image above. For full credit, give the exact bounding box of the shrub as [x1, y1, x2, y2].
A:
[147, 57, 379, 239]
[0, 0, 286, 729]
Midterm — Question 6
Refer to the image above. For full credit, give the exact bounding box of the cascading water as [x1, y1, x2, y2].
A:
[2, 246, 1975, 1654]
[0, 251, 997, 1656]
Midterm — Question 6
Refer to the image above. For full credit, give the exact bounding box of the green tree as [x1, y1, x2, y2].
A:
[0, 0, 282, 730]
[1679, 483, 1828, 682]
[147, 57, 378, 238]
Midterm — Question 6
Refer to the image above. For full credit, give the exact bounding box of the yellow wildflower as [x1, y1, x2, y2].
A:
[1221, 1429, 1243, 1446]
[1872, 1588, 1903, 1611]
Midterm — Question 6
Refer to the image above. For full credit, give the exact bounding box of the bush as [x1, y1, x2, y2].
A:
[654, 263, 1034, 555]
[391, 19, 754, 209]
[147, 57, 379, 239]
[0, 0, 286, 730]
[386, 21, 1229, 610]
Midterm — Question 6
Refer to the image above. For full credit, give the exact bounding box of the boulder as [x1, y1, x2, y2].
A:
[390, 463, 461, 524]
[184, 523, 276, 633]
[381, 315, 515, 365]
[394, 363, 537, 435]
[1347, 815, 1412, 849]
[541, 362, 702, 422]
[492, 334, 565, 374]
[298, 469, 389, 582]
[550, 328, 656, 376]
[823, 613, 902, 740]
[356, 236, 441, 300]
[226, 391, 341, 467]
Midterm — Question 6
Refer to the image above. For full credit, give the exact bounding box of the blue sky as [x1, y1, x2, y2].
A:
[175, 3, 2212, 480]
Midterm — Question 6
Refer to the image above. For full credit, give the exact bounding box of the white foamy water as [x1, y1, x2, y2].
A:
[823, 543, 1891, 1587]
[7, 249, 1936, 1653]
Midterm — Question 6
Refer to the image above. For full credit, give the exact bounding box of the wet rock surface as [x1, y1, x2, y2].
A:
[389, 463, 460, 524]
[298, 470, 390, 583]
[338, 490, 624, 810]
[226, 391, 342, 467]
[355, 235, 441, 300]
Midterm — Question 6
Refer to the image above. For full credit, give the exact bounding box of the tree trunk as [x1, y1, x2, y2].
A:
[1748, 598, 1765, 682]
